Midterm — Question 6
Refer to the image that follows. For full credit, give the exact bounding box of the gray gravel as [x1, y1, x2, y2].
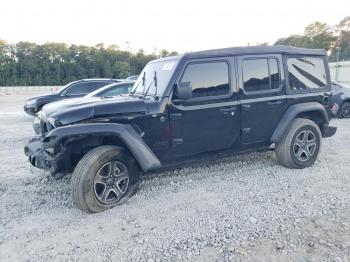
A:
[0, 93, 350, 261]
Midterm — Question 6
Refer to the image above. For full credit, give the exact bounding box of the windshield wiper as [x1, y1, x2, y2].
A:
[130, 72, 146, 96]
[143, 71, 158, 100]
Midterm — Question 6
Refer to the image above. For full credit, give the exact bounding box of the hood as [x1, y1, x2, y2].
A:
[26, 94, 59, 103]
[42, 95, 147, 125]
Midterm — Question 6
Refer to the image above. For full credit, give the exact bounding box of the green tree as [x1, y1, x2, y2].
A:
[103, 60, 113, 78]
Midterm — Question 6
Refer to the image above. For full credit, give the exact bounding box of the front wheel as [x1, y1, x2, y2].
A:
[275, 118, 321, 169]
[71, 145, 140, 213]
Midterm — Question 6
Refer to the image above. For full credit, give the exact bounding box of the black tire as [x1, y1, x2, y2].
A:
[275, 118, 321, 169]
[71, 145, 140, 213]
[338, 101, 350, 118]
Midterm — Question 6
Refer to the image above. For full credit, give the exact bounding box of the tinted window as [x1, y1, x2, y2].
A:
[65, 81, 108, 95]
[65, 82, 91, 95]
[180, 62, 229, 98]
[242, 58, 280, 92]
[89, 81, 110, 90]
[287, 57, 327, 91]
[98, 84, 131, 97]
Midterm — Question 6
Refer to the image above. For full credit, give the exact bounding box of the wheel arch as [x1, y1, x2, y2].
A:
[43, 123, 161, 173]
[270, 102, 329, 143]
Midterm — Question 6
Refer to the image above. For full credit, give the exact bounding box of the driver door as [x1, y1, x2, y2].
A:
[168, 57, 240, 157]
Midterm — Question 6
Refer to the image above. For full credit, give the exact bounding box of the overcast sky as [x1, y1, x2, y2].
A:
[0, 0, 349, 53]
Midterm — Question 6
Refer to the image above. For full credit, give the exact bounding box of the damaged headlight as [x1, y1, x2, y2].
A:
[33, 114, 41, 135]
[47, 117, 63, 128]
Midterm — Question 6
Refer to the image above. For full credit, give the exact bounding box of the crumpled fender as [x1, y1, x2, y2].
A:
[43, 123, 161, 171]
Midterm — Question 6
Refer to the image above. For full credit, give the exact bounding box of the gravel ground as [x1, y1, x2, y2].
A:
[0, 93, 349, 261]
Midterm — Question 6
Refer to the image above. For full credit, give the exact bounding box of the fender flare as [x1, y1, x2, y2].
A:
[270, 102, 329, 143]
[43, 123, 161, 172]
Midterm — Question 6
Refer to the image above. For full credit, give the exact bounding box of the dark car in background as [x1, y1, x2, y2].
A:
[86, 81, 135, 98]
[32, 81, 135, 135]
[330, 81, 350, 118]
[24, 78, 121, 116]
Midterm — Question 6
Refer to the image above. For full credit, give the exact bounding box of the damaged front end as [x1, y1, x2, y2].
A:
[24, 113, 69, 178]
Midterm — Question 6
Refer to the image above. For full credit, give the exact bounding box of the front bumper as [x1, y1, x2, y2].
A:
[24, 137, 49, 170]
[24, 137, 65, 174]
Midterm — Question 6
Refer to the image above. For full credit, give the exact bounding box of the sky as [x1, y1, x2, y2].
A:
[0, 0, 349, 54]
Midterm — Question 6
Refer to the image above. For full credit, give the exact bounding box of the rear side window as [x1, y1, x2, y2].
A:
[242, 58, 280, 93]
[65, 81, 108, 95]
[88, 81, 109, 91]
[287, 57, 327, 91]
[180, 61, 230, 98]
[65, 82, 91, 95]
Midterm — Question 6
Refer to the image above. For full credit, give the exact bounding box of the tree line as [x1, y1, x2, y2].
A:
[274, 16, 350, 62]
[0, 16, 349, 86]
[0, 41, 178, 86]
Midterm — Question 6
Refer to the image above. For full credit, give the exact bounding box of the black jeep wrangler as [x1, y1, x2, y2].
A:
[25, 46, 337, 213]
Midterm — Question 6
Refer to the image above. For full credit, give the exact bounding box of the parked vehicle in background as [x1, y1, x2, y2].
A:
[23, 79, 121, 116]
[330, 81, 350, 118]
[86, 81, 135, 98]
[32, 81, 135, 135]
[24, 46, 337, 213]
[329, 61, 350, 86]
[125, 75, 139, 81]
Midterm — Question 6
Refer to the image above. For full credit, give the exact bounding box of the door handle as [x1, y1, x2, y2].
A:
[220, 106, 236, 112]
[267, 100, 283, 105]
[241, 104, 251, 109]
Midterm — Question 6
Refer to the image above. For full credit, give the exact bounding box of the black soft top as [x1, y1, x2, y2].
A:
[153, 45, 326, 63]
[186, 45, 326, 58]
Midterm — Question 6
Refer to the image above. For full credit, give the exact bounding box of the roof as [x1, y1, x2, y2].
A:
[151, 45, 326, 64]
[184, 45, 326, 59]
[81, 78, 121, 82]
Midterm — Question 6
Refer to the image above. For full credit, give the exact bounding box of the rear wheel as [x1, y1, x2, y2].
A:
[71, 145, 140, 213]
[339, 101, 350, 118]
[275, 118, 321, 169]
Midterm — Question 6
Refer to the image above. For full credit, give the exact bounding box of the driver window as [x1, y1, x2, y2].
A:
[180, 61, 230, 98]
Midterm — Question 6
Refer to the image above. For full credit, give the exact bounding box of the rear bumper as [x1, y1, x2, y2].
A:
[321, 124, 337, 138]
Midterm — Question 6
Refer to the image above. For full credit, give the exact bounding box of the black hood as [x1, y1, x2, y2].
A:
[26, 94, 60, 104]
[42, 95, 147, 125]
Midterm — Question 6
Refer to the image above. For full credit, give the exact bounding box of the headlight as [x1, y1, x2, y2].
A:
[47, 117, 62, 128]
[26, 99, 37, 106]
[33, 115, 41, 135]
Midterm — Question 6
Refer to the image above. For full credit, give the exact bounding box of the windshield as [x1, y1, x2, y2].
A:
[85, 83, 119, 97]
[132, 59, 179, 97]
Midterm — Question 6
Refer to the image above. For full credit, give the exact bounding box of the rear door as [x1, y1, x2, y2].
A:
[238, 54, 287, 144]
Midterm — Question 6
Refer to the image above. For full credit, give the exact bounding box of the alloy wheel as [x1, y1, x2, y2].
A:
[293, 130, 317, 162]
[93, 161, 129, 204]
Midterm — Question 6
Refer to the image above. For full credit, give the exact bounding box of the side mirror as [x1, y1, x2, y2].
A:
[176, 82, 192, 100]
